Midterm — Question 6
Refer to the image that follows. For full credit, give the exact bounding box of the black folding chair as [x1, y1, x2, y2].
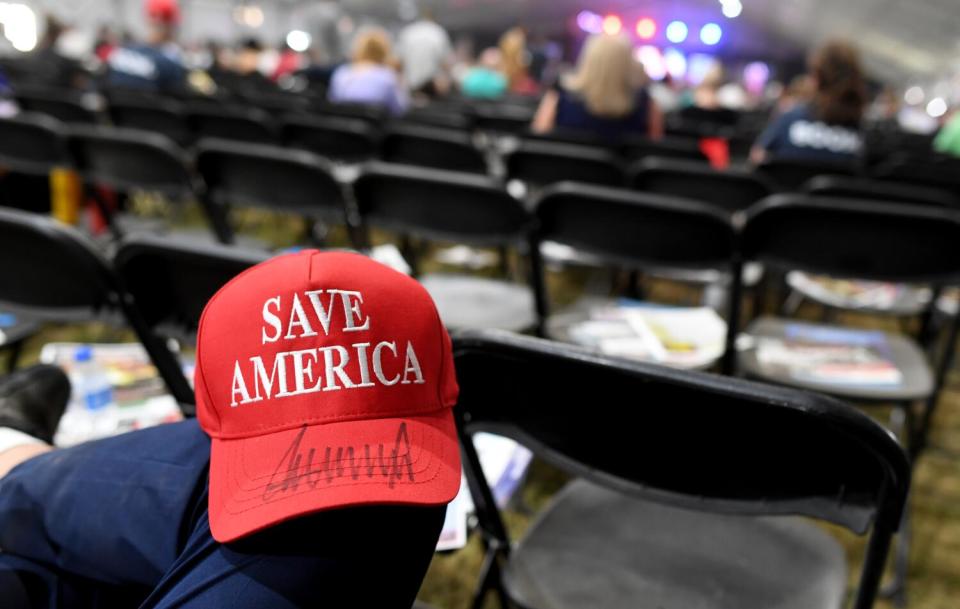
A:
[353, 162, 535, 332]
[113, 233, 268, 350]
[506, 140, 626, 190]
[470, 103, 535, 134]
[185, 102, 278, 145]
[804, 175, 958, 209]
[195, 138, 352, 247]
[620, 135, 708, 163]
[529, 182, 740, 371]
[380, 124, 487, 174]
[0, 207, 194, 410]
[282, 114, 380, 163]
[107, 97, 192, 147]
[66, 125, 228, 242]
[630, 157, 774, 214]
[756, 157, 859, 191]
[454, 330, 910, 609]
[14, 85, 101, 124]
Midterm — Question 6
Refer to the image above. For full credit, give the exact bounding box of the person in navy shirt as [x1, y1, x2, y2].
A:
[106, 0, 187, 94]
[532, 33, 663, 141]
[751, 41, 866, 163]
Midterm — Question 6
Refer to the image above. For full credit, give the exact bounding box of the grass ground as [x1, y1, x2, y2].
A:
[6, 204, 959, 608]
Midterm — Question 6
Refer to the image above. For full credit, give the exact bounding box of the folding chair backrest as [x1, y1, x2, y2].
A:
[107, 98, 192, 147]
[14, 86, 100, 124]
[507, 140, 626, 188]
[185, 103, 277, 145]
[532, 182, 736, 272]
[0, 208, 194, 405]
[470, 103, 535, 133]
[804, 175, 959, 209]
[399, 106, 474, 131]
[742, 194, 960, 284]
[756, 157, 859, 191]
[620, 136, 708, 163]
[380, 125, 487, 174]
[282, 114, 380, 163]
[631, 157, 773, 213]
[454, 331, 909, 609]
[0, 114, 70, 175]
[353, 162, 529, 247]
[873, 153, 960, 195]
[114, 234, 269, 341]
[196, 139, 345, 218]
[66, 125, 194, 197]
[0, 207, 118, 315]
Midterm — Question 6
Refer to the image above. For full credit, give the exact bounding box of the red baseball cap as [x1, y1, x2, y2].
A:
[195, 250, 461, 542]
[145, 0, 181, 25]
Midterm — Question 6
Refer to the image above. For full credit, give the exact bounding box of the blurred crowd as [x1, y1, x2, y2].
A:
[2, 0, 959, 163]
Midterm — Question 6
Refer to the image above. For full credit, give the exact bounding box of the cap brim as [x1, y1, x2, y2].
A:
[208, 409, 460, 543]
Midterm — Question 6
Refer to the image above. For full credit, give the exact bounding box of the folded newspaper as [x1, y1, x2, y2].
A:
[755, 323, 903, 386]
[787, 272, 930, 311]
[566, 300, 727, 369]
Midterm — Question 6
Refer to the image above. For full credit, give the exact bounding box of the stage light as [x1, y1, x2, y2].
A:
[663, 47, 687, 79]
[700, 23, 722, 45]
[635, 17, 656, 39]
[0, 3, 37, 51]
[721, 0, 743, 18]
[635, 45, 666, 80]
[904, 86, 924, 105]
[576, 10, 603, 34]
[286, 30, 311, 52]
[927, 97, 947, 118]
[602, 14, 622, 35]
[665, 21, 688, 43]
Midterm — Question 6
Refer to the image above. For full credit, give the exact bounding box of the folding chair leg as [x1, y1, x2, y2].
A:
[881, 489, 911, 607]
[472, 549, 509, 609]
[781, 288, 804, 316]
[3, 339, 24, 373]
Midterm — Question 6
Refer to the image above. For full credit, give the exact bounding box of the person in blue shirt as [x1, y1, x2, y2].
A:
[751, 41, 866, 163]
[531, 33, 663, 141]
[106, 0, 187, 94]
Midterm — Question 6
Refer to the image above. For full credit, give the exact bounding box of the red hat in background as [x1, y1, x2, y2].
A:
[145, 0, 181, 25]
[195, 250, 461, 542]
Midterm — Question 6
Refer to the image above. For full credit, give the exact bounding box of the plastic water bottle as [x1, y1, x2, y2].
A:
[60, 346, 118, 444]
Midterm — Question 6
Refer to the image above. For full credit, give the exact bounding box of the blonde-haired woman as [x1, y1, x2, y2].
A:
[532, 33, 662, 139]
[328, 27, 408, 115]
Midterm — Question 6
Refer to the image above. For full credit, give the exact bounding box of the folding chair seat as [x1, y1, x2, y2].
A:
[353, 162, 535, 332]
[282, 114, 380, 164]
[756, 157, 859, 191]
[454, 331, 909, 609]
[195, 139, 353, 247]
[185, 102, 278, 145]
[506, 140, 626, 192]
[107, 97, 192, 147]
[380, 124, 487, 174]
[630, 157, 774, 214]
[14, 85, 101, 124]
[529, 182, 740, 371]
[0, 207, 194, 410]
[66, 125, 230, 243]
[113, 233, 268, 346]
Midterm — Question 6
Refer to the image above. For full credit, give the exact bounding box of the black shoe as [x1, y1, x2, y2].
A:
[0, 365, 71, 444]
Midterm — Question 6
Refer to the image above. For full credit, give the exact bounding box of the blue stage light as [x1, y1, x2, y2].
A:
[700, 22, 722, 45]
[665, 20, 688, 43]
